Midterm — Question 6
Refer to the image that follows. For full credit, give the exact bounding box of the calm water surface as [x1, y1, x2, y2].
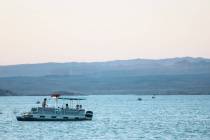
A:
[0, 95, 210, 140]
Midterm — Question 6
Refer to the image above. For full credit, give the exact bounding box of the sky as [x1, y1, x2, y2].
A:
[0, 0, 210, 65]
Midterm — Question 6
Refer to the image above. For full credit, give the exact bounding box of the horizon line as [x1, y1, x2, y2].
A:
[0, 56, 210, 67]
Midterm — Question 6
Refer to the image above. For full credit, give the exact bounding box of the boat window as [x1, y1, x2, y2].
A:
[51, 116, 56, 118]
[40, 116, 45, 118]
[31, 108, 37, 112]
[63, 117, 68, 119]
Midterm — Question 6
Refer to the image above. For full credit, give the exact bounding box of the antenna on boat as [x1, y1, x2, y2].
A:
[51, 93, 61, 108]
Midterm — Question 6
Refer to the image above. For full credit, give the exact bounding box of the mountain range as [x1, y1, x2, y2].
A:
[0, 57, 210, 95]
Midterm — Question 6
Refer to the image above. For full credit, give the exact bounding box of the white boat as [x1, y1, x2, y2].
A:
[16, 94, 93, 121]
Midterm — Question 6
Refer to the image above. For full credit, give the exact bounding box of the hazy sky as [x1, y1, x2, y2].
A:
[0, 0, 210, 65]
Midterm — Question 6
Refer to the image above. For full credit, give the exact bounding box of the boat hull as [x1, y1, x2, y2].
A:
[16, 116, 92, 121]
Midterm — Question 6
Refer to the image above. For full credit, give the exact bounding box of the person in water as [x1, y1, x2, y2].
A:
[42, 98, 47, 108]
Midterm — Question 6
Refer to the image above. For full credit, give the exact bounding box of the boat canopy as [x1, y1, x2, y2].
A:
[58, 97, 85, 100]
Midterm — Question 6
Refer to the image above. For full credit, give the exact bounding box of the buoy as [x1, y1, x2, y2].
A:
[138, 98, 142, 101]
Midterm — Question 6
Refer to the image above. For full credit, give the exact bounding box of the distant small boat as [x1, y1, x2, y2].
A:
[138, 98, 142, 101]
[36, 101, 40, 104]
[152, 95, 156, 99]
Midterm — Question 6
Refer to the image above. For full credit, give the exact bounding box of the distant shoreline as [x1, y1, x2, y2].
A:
[1, 93, 210, 96]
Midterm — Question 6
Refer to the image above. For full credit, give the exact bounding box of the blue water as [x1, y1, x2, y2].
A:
[0, 95, 210, 140]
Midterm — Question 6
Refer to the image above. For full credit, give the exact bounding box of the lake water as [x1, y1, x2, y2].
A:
[0, 95, 210, 140]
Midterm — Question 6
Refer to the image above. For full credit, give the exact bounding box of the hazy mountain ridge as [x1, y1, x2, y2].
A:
[0, 57, 210, 95]
[0, 57, 210, 77]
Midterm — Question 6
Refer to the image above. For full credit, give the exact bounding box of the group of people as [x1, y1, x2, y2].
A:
[41, 98, 81, 109]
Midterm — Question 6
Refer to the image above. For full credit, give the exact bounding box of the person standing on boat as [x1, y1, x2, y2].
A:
[42, 98, 47, 108]
[65, 104, 69, 109]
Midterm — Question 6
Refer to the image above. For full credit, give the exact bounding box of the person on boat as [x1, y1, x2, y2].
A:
[42, 98, 47, 108]
[76, 104, 80, 110]
[66, 104, 69, 109]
